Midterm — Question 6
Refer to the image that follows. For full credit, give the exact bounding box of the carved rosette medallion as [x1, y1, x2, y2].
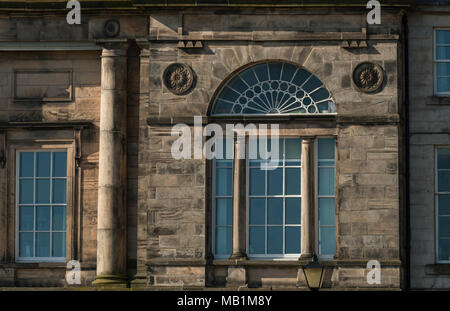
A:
[352, 62, 385, 93]
[163, 63, 195, 95]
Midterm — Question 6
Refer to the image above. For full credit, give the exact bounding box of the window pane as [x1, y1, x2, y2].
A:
[216, 198, 232, 226]
[267, 198, 283, 225]
[250, 198, 265, 225]
[267, 168, 282, 195]
[437, 46, 450, 60]
[215, 227, 232, 255]
[20, 152, 34, 177]
[437, 77, 450, 93]
[318, 138, 335, 161]
[285, 227, 300, 254]
[319, 227, 336, 255]
[52, 206, 66, 231]
[281, 63, 297, 83]
[319, 198, 335, 226]
[19, 180, 33, 204]
[285, 139, 301, 160]
[268, 63, 282, 80]
[438, 149, 450, 170]
[35, 179, 50, 203]
[249, 168, 265, 195]
[52, 179, 67, 203]
[36, 206, 50, 231]
[36, 232, 50, 257]
[267, 226, 283, 254]
[19, 232, 34, 257]
[216, 168, 232, 196]
[52, 152, 67, 177]
[249, 226, 265, 254]
[19, 206, 34, 231]
[438, 171, 450, 192]
[437, 63, 450, 77]
[52, 232, 66, 257]
[318, 168, 335, 196]
[436, 30, 450, 45]
[439, 195, 450, 216]
[438, 239, 450, 261]
[439, 217, 450, 238]
[285, 168, 300, 195]
[36, 152, 51, 177]
[285, 198, 301, 225]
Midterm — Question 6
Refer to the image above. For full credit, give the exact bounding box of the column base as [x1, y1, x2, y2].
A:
[130, 273, 147, 288]
[299, 253, 313, 260]
[229, 252, 248, 260]
[92, 275, 128, 288]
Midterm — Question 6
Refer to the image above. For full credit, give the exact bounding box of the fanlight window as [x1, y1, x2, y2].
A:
[212, 61, 335, 115]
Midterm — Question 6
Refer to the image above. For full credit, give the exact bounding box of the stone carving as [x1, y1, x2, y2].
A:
[103, 19, 120, 38]
[352, 62, 384, 93]
[163, 63, 195, 95]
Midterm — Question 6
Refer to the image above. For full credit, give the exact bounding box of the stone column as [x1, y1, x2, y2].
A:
[229, 133, 247, 260]
[93, 42, 128, 286]
[300, 137, 315, 259]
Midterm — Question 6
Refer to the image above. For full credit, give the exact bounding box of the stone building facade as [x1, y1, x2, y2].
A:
[0, 1, 412, 290]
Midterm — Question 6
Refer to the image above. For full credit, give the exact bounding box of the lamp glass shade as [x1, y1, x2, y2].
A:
[303, 263, 324, 289]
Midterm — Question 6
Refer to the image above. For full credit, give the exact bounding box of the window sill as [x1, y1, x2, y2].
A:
[425, 264, 450, 275]
[425, 96, 450, 105]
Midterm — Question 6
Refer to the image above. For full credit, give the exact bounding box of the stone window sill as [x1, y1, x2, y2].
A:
[426, 96, 450, 105]
[425, 264, 450, 275]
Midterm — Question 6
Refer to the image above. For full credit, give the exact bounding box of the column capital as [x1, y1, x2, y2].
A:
[301, 136, 316, 144]
[97, 39, 130, 57]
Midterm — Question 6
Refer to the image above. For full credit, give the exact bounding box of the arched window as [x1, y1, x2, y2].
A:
[211, 61, 335, 116]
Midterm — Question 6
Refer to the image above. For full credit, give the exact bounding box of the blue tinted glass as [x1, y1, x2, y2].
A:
[36, 206, 50, 231]
[437, 30, 450, 45]
[285, 168, 300, 195]
[52, 206, 66, 231]
[285, 198, 301, 225]
[285, 227, 300, 254]
[52, 179, 67, 203]
[437, 77, 450, 93]
[267, 198, 283, 225]
[250, 198, 265, 225]
[249, 226, 265, 254]
[292, 69, 311, 86]
[253, 64, 269, 82]
[36, 232, 50, 257]
[19, 180, 33, 204]
[439, 171, 450, 192]
[437, 47, 450, 60]
[268, 63, 282, 80]
[437, 63, 450, 77]
[19, 206, 34, 231]
[249, 168, 265, 195]
[36, 152, 51, 177]
[281, 63, 297, 82]
[318, 138, 335, 161]
[19, 232, 34, 257]
[268, 168, 282, 195]
[319, 198, 335, 226]
[438, 149, 450, 169]
[216, 198, 232, 226]
[303, 75, 322, 93]
[439, 195, 450, 216]
[216, 168, 232, 196]
[36, 179, 50, 204]
[229, 76, 247, 93]
[52, 152, 67, 177]
[319, 227, 336, 255]
[220, 87, 240, 103]
[20, 152, 34, 177]
[438, 238, 450, 261]
[267, 226, 283, 254]
[285, 139, 301, 160]
[240, 69, 258, 86]
[214, 100, 233, 114]
[310, 87, 330, 102]
[319, 168, 335, 196]
[439, 217, 450, 238]
[52, 232, 65, 257]
[215, 227, 232, 255]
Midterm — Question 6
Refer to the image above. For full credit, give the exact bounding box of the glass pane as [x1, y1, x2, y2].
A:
[268, 63, 282, 80]
[220, 87, 240, 103]
[19, 232, 34, 257]
[36, 152, 51, 177]
[292, 69, 311, 86]
[249, 226, 265, 254]
[267, 198, 283, 225]
[285, 198, 301, 225]
[436, 30, 450, 45]
[250, 198, 265, 225]
[439, 195, 450, 216]
[215, 227, 232, 255]
[19, 180, 33, 204]
[285, 227, 300, 254]
[240, 68, 258, 87]
[438, 171, 450, 192]
[303, 75, 322, 93]
[249, 168, 265, 195]
[52, 206, 66, 230]
[438, 149, 450, 170]
[216, 168, 232, 196]
[319, 167, 335, 196]
[52, 152, 67, 177]
[267, 168, 282, 195]
[52, 232, 66, 257]
[319, 227, 336, 256]
[281, 63, 297, 82]
[52, 179, 67, 203]
[36, 232, 50, 257]
[36, 206, 50, 231]
[436, 46, 450, 60]
[229, 76, 247, 94]
[267, 226, 283, 254]
[439, 217, 450, 238]
[285, 168, 300, 195]
[216, 198, 232, 226]
[437, 77, 450, 93]
[20, 152, 34, 177]
[437, 63, 450, 77]
[36, 179, 50, 204]
[438, 239, 450, 261]
[318, 138, 335, 161]
[19, 206, 34, 231]
[319, 198, 335, 226]
[285, 139, 301, 160]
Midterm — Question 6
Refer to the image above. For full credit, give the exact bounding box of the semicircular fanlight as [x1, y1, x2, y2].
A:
[212, 61, 335, 116]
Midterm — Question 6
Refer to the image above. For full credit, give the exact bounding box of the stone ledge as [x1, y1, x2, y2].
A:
[425, 96, 450, 106]
[425, 264, 450, 275]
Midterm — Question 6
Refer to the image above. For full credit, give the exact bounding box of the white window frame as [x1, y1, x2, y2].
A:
[434, 28, 450, 96]
[15, 149, 68, 263]
[435, 146, 450, 264]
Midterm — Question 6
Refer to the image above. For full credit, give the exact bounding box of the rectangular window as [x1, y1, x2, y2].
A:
[16, 150, 67, 262]
[247, 138, 302, 258]
[435, 29, 450, 95]
[317, 138, 336, 258]
[436, 148, 450, 262]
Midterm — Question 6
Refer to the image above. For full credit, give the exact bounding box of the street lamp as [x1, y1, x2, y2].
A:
[302, 254, 324, 291]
